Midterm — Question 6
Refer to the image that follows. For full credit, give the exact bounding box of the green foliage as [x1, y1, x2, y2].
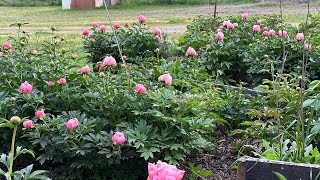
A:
[188, 162, 212, 179]
[83, 23, 170, 65]
[0, 28, 222, 179]
[177, 15, 320, 86]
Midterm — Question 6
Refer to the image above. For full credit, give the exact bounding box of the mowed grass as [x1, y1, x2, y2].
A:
[0, 3, 318, 49]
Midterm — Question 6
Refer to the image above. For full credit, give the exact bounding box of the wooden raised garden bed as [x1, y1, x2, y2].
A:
[237, 156, 320, 180]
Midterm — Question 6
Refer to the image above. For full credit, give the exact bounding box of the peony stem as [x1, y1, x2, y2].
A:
[9, 126, 17, 180]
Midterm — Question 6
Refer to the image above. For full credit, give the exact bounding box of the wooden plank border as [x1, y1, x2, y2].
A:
[237, 156, 320, 180]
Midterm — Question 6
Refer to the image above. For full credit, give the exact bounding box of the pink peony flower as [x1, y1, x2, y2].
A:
[148, 161, 185, 180]
[186, 47, 197, 57]
[257, 19, 262, 24]
[233, 23, 238, 27]
[124, 21, 129, 26]
[263, 27, 268, 31]
[0, 52, 3, 56]
[92, 22, 99, 28]
[138, 15, 147, 23]
[222, 20, 230, 27]
[82, 28, 90, 36]
[252, 25, 261, 33]
[304, 44, 312, 51]
[241, 13, 249, 19]
[66, 118, 79, 129]
[135, 84, 146, 94]
[89, 38, 95, 42]
[219, 25, 224, 29]
[71, 53, 77, 59]
[153, 27, 161, 36]
[58, 78, 67, 85]
[268, 29, 276, 36]
[31, 49, 38, 55]
[35, 109, 46, 119]
[99, 25, 107, 32]
[296, 33, 304, 41]
[154, 35, 161, 42]
[80, 65, 90, 74]
[158, 73, 172, 86]
[23, 120, 33, 128]
[278, 30, 287, 38]
[10, 116, 21, 124]
[216, 28, 222, 32]
[19, 81, 32, 94]
[47, 81, 54, 87]
[215, 32, 224, 41]
[226, 22, 234, 29]
[113, 23, 121, 29]
[2, 43, 12, 50]
[112, 132, 126, 145]
[262, 31, 269, 36]
[102, 56, 117, 67]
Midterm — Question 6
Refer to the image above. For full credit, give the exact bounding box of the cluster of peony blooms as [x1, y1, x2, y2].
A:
[148, 161, 185, 180]
[186, 47, 197, 57]
[153, 27, 161, 42]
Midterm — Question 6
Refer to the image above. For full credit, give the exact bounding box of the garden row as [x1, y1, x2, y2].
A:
[1, 12, 320, 179]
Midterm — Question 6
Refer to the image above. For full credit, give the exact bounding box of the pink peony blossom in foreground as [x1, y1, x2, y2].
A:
[66, 118, 79, 129]
[216, 28, 222, 32]
[47, 81, 54, 87]
[148, 161, 185, 180]
[58, 78, 67, 85]
[252, 25, 261, 33]
[296, 33, 304, 41]
[222, 20, 230, 27]
[80, 65, 90, 74]
[158, 73, 172, 86]
[92, 22, 99, 28]
[304, 44, 312, 51]
[268, 29, 276, 36]
[154, 35, 161, 42]
[23, 120, 33, 128]
[99, 25, 107, 32]
[124, 21, 129, 26]
[278, 30, 287, 38]
[2, 43, 12, 50]
[71, 53, 77, 59]
[102, 56, 117, 67]
[35, 109, 46, 119]
[31, 49, 38, 55]
[20, 81, 32, 94]
[226, 22, 234, 29]
[113, 23, 121, 29]
[153, 27, 161, 36]
[241, 13, 249, 19]
[263, 27, 268, 31]
[138, 15, 147, 23]
[135, 84, 146, 94]
[82, 28, 90, 36]
[89, 38, 95, 42]
[186, 47, 197, 57]
[112, 132, 126, 145]
[215, 32, 224, 41]
[262, 31, 269, 36]
[257, 19, 262, 24]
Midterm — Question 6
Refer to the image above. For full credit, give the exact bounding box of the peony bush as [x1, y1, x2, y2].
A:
[82, 19, 170, 65]
[0, 22, 224, 179]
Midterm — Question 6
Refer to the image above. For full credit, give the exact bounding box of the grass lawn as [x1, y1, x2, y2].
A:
[0, 2, 318, 48]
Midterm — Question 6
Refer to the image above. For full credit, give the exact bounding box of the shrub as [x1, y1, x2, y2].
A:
[83, 21, 170, 65]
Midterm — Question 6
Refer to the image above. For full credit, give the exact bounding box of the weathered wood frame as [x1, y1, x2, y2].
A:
[237, 156, 320, 180]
